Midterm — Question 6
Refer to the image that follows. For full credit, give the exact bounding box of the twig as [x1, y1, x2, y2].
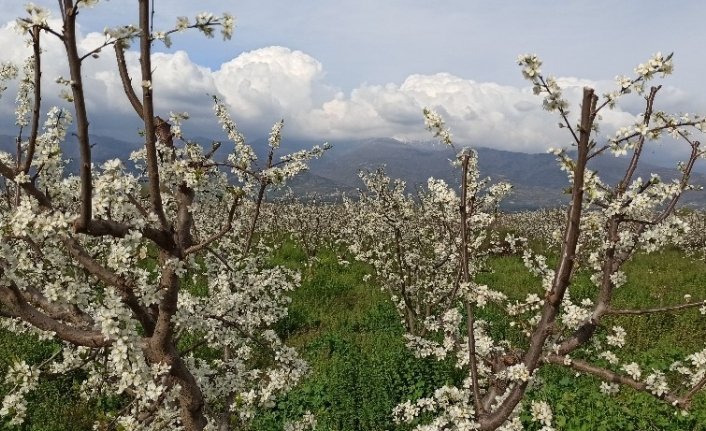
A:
[605, 301, 706, 315]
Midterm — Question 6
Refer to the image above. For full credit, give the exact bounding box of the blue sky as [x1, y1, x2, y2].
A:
[1, 0, 705, 159]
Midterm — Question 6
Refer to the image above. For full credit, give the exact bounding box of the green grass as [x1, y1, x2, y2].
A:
[1, 242, 705, 430]
[258, 243, 706, 430]
[0, 331, 96, 431]
[261, 245, 464, 430]
[478, 247, 706, 431]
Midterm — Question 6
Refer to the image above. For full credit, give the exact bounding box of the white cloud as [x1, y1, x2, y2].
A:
[0, 17, 702, 158]
[213, 47, 329, 121]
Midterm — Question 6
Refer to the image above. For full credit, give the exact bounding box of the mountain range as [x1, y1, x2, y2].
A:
[1, 134, 705, 211]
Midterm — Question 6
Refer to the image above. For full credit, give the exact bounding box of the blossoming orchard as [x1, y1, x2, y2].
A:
[1, 1, 706, 431]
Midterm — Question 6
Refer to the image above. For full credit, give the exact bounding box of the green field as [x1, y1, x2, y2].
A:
[3, 238, 705, 430]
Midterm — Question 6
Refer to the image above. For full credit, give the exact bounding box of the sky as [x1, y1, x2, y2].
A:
[1, 0, 706, 160]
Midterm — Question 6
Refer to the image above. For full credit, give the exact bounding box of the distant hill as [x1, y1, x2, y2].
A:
[301, 137, 706, 210]
[0, 133, 143, 174]
[1, 134, 704, 210]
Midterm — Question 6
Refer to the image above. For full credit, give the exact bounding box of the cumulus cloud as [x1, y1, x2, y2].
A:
[0, 18, 220, 139]
[176, 47, 706, 153]
[288, 70, 639, 153]
[0, 17, 700, 158]
[212, 46, 335, 129]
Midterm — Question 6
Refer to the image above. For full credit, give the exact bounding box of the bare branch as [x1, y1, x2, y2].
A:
[114, 44, 144, 118]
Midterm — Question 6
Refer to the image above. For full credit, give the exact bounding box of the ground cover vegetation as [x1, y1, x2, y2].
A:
[4, 206, 706, 430]
[1, 1, 706, 430]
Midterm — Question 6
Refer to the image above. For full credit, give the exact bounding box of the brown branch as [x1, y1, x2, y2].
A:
[203, 141, 221, 160]
[606, 300, 706, 315]
[175, 182, 195, 251]
[205, 246, 237, 273]
[21, 284, 95, 328]
[0, 281, 109, 348]
[243, 146, 277, 256]
[114, 44, 144, 118]
[83, 219, 174, 251]
[682, 374, 706, 406]
[19, 26, 42, 174]
[539, 75, 580, 145]
[61, 235, 156, 334]
[45, 349, 101, 378]
[0, 308, 18, 318]
[591, 213, 620, 331]
[106, 398, 140, 431]
[15, 19, 64, 40]
[6, 234, 44, 257]
[0, 157, 52, 208]
[545, 355, 695, 409]
[616, 86, 660, 195]
[459, 153, 483, 415]
[138, 0, 169, 231]
[551, 108, 700, 361]
[601, 120, 704, 149]
[79, 34, 135, 63]
[481, 88, 598, 430]
[127, 193, 149, 218]
[208, 161, 261, 179]
[219, 346, 236, 431]
[144, 249, 207, 430]
[184, 196, 241, 256]
[205, 314, 269, 351]
[61, 0, 93, 232]
[588, 120, 704, 162]
[178, 339, 209, 356]
[653, 135, 700, 223]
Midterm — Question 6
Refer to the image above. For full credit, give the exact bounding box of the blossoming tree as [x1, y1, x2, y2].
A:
[0, 1, 327, 430]
[358, 54, 706, 430]
[348, 159, 513, 337]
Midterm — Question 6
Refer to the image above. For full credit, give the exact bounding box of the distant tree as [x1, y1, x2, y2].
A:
[0, 1, 326, 430]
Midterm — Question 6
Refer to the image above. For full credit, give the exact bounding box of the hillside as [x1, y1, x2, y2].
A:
[1, 134, 704, 210]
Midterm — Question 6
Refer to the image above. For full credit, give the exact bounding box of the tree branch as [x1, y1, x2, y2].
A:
[114, 43, 144, 118]
[61, 235, 156, 334]
[545, 354, 695, 409]
[61, 0, 93, 232]
[0, 156, 52, 208]
[138, 0, 169, 230]
[482, 88, 598, 430]
[606, 301, 706, 315]
[616, 86, 660, 194]
[0, 279, 109, 348]
[459, 153, 484, 415]
[184, 196, 241, 256]
[19, 26, 42, 175]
